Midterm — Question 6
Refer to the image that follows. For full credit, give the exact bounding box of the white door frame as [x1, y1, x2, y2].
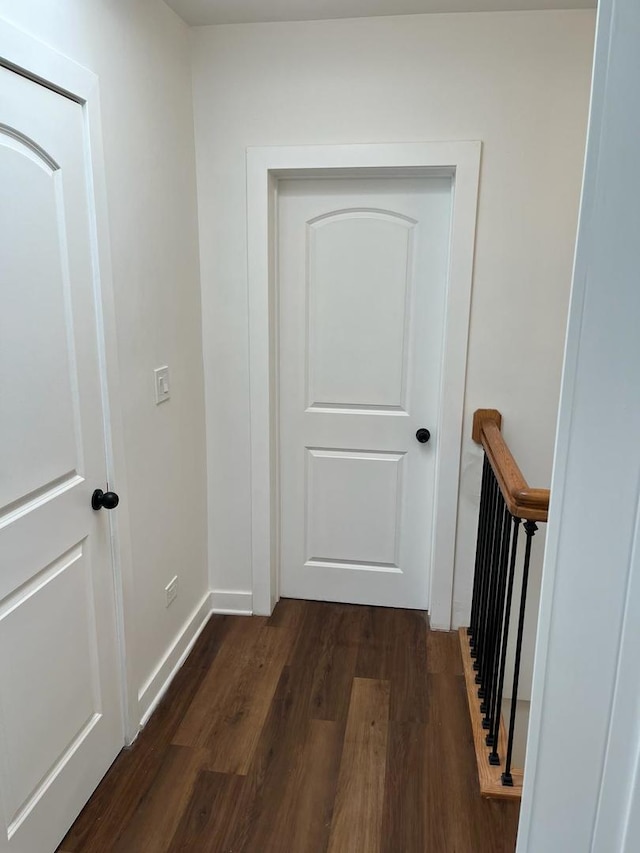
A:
[0, 20, 137, 742]
[247, 142, 481, 629]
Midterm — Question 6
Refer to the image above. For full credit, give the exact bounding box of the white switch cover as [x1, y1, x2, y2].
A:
[154, 366, 170, 404]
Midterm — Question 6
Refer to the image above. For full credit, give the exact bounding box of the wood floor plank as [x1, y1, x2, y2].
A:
[380, 722, 428, 853]
[427, 628, 464, 674]
[425, 673, 520, 852]
[327, 678, 391, 853]
[171, 616, 266, 749]
[202, 624, 289, 774]
[173, 618, 290, 774]
[388, 610, 429, 722]
[111, 745, 209, 853]
[218, 663, 318, 851]
[356, 606, 395, 679]
[279, 719, 344, 853]
[239, 717, 344, 853]
[166, 770, 246, 853]
[265, 596, 307, 631]
[285, 599, 335, 668]
[309, 604, 363, 722]
[58, 616, 232, 852]
[356, 606, 429, 721]
[181, 614, 233, 673]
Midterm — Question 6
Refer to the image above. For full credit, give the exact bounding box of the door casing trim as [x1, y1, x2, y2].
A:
[247, 142, 481, 629]
[0, 19, 138, 741]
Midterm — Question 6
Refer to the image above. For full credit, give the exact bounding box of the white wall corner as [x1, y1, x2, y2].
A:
[210, 589, 253, 615]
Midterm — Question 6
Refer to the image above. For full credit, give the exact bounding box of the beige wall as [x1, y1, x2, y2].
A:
[190, 10, 595, 636]
[0, 4, 596, 717]
[0, 0, 208, 720]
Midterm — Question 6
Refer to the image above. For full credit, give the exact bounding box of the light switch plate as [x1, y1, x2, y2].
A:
[154, 366, 170, 404]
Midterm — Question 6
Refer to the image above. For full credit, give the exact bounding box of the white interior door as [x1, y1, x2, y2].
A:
[0, 67, 123, 851]
[279, 176, 452, 609]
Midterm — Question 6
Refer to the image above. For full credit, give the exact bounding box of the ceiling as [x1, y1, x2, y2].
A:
[165, 0, 595, 27]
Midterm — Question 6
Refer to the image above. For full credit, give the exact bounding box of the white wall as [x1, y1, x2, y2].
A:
[190, 11, 595, 628]
[0, 0, 208, 724]
[519, 0, 640, 848]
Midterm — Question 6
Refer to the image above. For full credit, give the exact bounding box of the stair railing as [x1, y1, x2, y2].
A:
[460, 409, 549, 799]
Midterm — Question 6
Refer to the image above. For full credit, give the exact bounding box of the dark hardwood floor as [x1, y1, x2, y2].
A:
[57, 599, 519, 852]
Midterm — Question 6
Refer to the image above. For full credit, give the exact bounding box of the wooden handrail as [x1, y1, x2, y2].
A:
[472, 409, 549, 522]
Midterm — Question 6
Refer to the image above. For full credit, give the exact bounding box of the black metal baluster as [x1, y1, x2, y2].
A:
[469, 455, 491, 643]
[502, 519, 537, 786]
[474, 469, 495, 680]
[484, 505, 513, 745]
[474, 464, 495, 655]
[478, 492, 504, 708]
[474, 468, 498, 676]
[480, 497, 507, 727]
[474, 471, 500, 684]
[477, 480, 503, 704]
[489, 516, 521, 765]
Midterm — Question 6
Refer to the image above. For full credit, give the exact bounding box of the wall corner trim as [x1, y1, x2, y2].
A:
[210, 589, 253, 615]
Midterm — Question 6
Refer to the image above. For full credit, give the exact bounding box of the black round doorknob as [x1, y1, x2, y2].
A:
[416, 428, 431, 444]
[92, 488, 120, 511]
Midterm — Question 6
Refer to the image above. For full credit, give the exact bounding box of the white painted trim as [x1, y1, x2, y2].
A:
[137, 592, 212, 727]
[517, 0, 640, 848]
[210, 589, 253, 615]
[516, 0, 603, 839]
[247, 142, 481, 626]
[0, 21, 138, 741]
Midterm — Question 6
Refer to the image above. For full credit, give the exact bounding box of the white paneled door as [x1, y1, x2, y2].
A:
[0, 68, 123, 851]
[279, 177, 452, 608]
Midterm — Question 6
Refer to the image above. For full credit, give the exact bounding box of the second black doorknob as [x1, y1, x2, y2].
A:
[92, 488, 120, 510]
[416, 428, 431, 444]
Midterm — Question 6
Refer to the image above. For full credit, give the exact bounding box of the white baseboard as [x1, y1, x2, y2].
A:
[210, 588, 253, 615]
[451, 602, 470, 632]
[137, 592, 212, 728]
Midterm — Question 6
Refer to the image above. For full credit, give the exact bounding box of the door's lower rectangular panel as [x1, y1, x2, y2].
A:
[305, 448, 405, 568]
[0, 541, 100, 826]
